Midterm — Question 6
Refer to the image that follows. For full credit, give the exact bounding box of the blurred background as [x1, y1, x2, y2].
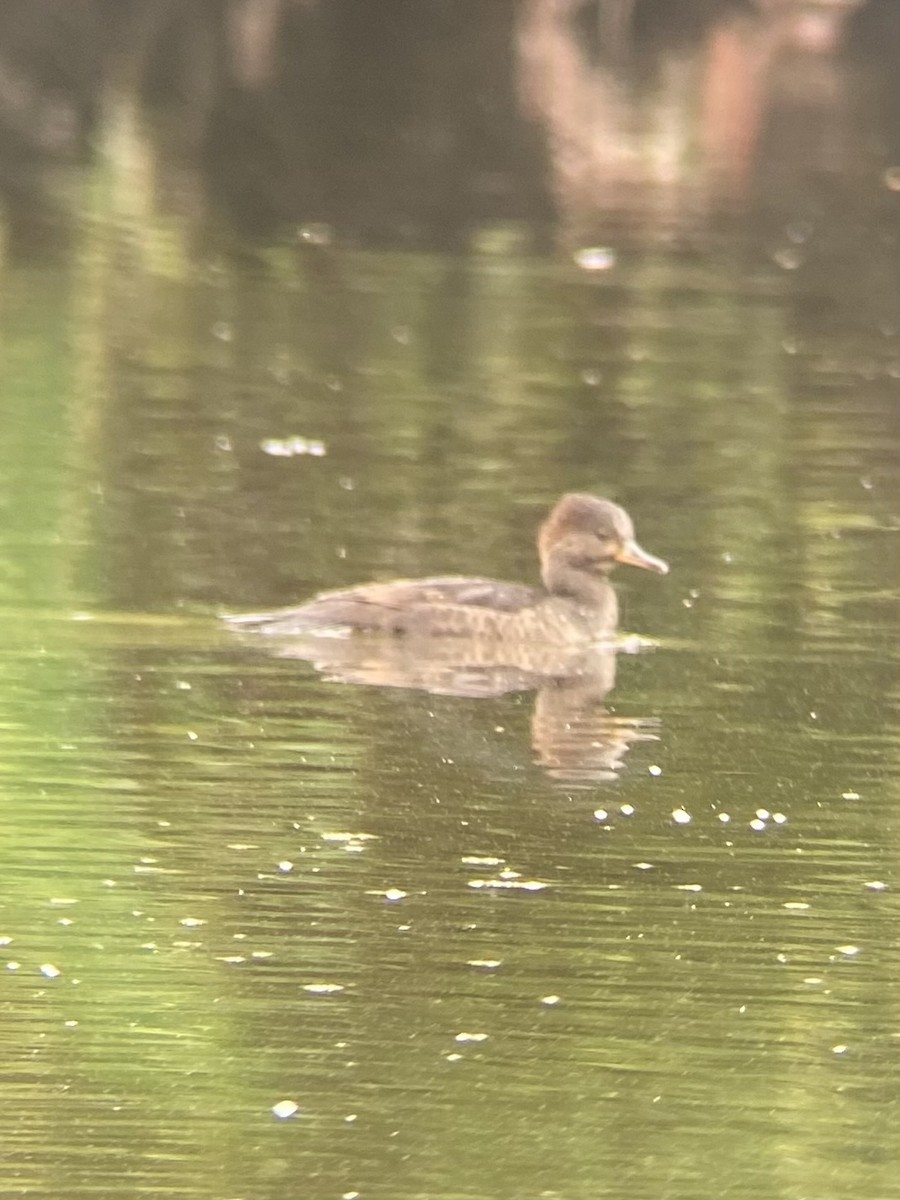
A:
[1, 3, 899, 1199]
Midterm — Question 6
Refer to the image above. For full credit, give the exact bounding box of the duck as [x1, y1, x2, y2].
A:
[223, 493, 668, 643]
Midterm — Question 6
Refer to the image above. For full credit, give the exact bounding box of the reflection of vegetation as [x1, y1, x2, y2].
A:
[0, 0, 891, 248]
[0, 277, 77, 604]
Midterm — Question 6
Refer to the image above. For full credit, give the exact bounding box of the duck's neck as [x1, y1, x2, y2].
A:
[542, 560, 617, 614]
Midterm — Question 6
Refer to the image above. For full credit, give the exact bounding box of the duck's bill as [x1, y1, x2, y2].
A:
[615, 540, 669, 575]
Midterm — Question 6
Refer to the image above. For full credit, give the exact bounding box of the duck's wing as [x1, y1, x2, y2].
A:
[389, 577, 540, 612]
[222, 576, 542, 636]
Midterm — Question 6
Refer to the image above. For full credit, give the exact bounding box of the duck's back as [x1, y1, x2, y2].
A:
[224, 576, 548, 638]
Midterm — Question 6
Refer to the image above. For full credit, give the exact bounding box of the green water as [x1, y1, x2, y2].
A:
[2, 9, 900, 1200]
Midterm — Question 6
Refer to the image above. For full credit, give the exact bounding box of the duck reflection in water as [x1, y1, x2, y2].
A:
[224, 494, 668, 784]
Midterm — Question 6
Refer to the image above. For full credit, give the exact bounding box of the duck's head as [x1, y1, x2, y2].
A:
[538, 493, 668, 599]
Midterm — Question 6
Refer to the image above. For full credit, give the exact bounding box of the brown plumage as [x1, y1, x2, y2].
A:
[223, 493, 668, 643]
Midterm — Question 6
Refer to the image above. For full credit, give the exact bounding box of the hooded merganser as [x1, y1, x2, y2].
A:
[223, 493, 668, 642]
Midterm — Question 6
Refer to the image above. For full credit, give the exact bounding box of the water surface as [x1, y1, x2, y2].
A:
[1, 5, 899, 1199]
